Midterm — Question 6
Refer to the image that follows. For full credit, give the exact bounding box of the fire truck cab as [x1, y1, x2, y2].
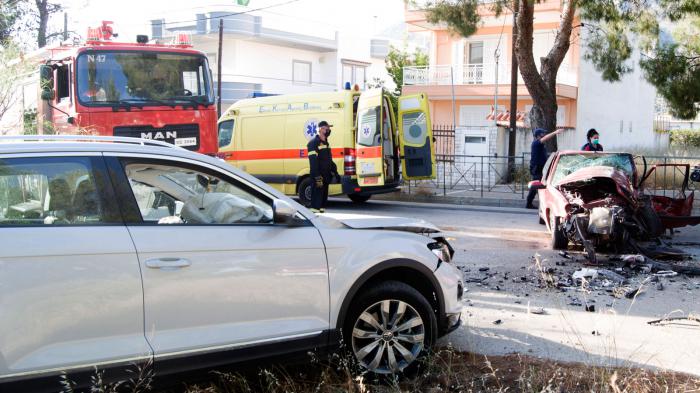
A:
[37, 22, 217, 154]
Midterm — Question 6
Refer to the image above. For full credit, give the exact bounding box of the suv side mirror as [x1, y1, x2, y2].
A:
[39, 65, 54, 101]
[528, 180, 545, 190]
[273, 199, 298, 225]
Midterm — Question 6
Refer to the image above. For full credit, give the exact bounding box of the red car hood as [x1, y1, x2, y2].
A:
[556, 166, 632, 189]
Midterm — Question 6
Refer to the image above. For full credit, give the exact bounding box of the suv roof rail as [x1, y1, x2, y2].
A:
[0, 135, 187, 149]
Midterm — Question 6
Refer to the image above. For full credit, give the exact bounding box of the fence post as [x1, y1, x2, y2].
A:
[480, 156, 484, 198]
[443, 160, 446, 196]
[521, 154, 525, 199]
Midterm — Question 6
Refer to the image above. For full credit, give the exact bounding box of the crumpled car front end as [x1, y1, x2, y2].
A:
[554, 166, 655, 262]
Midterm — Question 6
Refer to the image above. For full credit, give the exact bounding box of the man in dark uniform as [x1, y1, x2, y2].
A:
[526, 127, 563, 209]
[307, 121, 340, 213]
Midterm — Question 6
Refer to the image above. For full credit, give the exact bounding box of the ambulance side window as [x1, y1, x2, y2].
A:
[357, 106, 380, 147]
[218, 120, 234, 148]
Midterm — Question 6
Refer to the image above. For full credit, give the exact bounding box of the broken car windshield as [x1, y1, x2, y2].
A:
[552, 153, 634, 184]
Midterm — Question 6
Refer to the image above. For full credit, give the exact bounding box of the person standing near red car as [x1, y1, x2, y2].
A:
[526, 128, 563, 209]
[581, 128, 604, 152]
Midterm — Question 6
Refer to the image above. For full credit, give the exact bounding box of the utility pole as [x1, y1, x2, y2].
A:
[493, 49, 499, 128]
[508, 0, 519, 180]
[217, 18, 223, 117]
[63, 12, 68, 41]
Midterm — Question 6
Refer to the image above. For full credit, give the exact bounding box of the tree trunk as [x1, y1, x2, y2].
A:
[515, 0, 576, 151]
[36, 0, 49, 48]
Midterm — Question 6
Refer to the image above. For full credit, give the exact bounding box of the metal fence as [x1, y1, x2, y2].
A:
[636, 155, 700, 199]
[433, 124, 455, 162]
[413, 127, 700, 199]
[406, 154, 530, 198]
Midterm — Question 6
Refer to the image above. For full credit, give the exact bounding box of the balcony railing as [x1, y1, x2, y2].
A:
[403, 63, 578, 86]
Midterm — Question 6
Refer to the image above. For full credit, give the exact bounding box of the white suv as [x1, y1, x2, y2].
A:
[0, 136, 463, 392]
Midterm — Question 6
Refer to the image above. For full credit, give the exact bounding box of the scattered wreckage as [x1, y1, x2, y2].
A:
[530, 151, 700, 264]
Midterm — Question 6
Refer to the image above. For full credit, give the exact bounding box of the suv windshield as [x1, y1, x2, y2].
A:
[76, 51, 213, 106]
[552, 153, 635, 184]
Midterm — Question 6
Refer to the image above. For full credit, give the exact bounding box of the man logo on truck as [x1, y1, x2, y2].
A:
[141, 131, 177, 140]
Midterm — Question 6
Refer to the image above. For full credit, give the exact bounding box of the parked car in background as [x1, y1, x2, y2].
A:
[530, 151, 700, 262]
[0, 136, 463, 392]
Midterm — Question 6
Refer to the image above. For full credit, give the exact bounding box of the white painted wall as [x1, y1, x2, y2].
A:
[192, 31, 391, 100]
[574, 30, 656, 151]
[335, 31, 393, 91]
[194, 36, 337, 98]
[233, 40, 336, 93]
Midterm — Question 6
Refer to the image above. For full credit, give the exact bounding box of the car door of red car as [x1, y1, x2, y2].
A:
[639, 164, 694, 218]
[537, 153, 559, 227]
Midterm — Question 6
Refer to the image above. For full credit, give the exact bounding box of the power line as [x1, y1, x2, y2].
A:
[151, 0, 302, 27]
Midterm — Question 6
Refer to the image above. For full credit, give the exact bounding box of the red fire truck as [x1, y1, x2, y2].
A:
[36, 21, 217, 154]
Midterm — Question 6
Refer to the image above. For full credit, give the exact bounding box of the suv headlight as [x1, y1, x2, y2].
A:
[428, 237, 454, 263]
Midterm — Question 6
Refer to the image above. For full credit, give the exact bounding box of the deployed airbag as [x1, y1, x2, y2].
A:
[181, 192, 267, 224]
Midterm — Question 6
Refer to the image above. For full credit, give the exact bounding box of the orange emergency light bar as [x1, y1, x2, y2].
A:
[171, 32, 193, 47]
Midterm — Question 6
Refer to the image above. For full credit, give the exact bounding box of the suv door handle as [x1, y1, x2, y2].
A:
[145, 258, 192, 270]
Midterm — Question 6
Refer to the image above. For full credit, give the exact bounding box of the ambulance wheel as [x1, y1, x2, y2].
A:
[298, 177, 313, 207]
[348, 194, 371, 204]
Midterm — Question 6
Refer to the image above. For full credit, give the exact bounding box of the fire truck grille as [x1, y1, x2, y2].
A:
[113, 124, 200, 151]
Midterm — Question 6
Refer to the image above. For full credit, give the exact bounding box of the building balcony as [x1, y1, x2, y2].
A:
[403, 63, 578, 87]
[152, 11, 337, 52]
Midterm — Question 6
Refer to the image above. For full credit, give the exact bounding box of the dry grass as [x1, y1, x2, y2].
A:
[174, 348, 700, 393]
[60, 346, 700, 393]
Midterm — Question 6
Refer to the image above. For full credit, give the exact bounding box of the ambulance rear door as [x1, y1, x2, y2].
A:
[355, 88, 385, 187]
[397, 93, 436, 180]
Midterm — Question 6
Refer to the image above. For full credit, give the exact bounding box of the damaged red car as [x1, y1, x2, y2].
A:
[530, 151, 699, 262]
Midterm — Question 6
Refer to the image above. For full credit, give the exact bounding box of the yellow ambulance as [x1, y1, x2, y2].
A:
[216, 88, 436, 205]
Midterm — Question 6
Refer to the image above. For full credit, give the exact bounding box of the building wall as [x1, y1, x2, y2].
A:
[194, 37, 340, 114]
[335, 32, 393, 91]
[235, 40, 337, 93]
[193, 32, 390, 108]
[574, 30, 657, 150]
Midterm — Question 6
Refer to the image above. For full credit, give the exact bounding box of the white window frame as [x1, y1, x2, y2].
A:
[292, 60, 312, 85]
[341, 60, 369, 89]
[465, 41, 484, 65]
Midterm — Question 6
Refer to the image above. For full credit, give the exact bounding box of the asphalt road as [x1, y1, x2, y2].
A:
[325, 198, 700, 376]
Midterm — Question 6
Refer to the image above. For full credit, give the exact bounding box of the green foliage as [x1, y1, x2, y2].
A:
[0, 42, 32, 121]
[385, 45, 428, 95]
[424, 0, 481, 38]
[640, 16, 700, 119]
[670, 129, 700, 147]
[641, 45, 700, 119]
[584, 22, 633, 81]
[22, 108, 37, 135]
[0, 1, 24, 44]
[662, 0, 700, 21]
[579, 1, 700, 119]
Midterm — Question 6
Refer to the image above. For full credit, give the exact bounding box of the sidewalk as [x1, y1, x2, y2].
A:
[373, 187, 533, 209]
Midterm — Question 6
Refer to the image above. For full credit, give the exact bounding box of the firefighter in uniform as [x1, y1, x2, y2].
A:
[307, 120, 340, 213]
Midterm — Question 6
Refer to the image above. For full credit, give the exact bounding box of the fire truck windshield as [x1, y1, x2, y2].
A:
[76, 51, 213, 107]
